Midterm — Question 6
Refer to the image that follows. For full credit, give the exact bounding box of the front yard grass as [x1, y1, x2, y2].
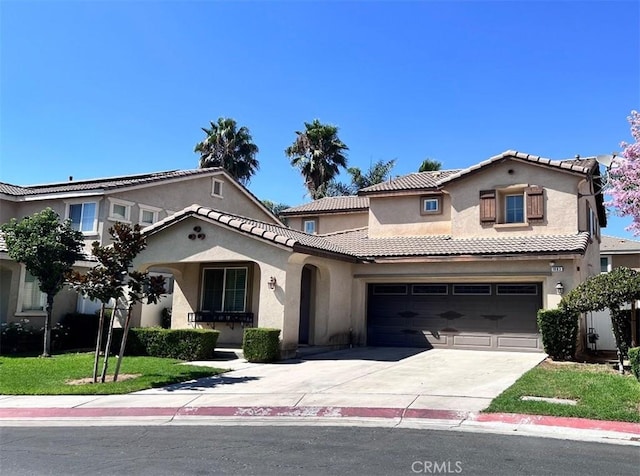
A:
[0, 352, 224, 395]
[485, 360, 640, 423]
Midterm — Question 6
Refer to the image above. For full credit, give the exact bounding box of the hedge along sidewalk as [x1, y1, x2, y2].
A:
[484, 359, 640, 423]
[0, 352, 225, 395]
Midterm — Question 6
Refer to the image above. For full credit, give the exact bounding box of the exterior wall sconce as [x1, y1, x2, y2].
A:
[555, 282, 565, 295]
[268, 276, 277, 290]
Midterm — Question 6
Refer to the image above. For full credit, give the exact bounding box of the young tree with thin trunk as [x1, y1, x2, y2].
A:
[1, 208, 84, 357]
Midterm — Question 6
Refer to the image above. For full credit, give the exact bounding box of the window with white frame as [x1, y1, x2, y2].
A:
[421, 196, 441, 215]
[600, 256, 611, 273]
[108, 198, 133, 222]
[304, 219, 317, 234]
[212, 179, 224, 198]
[20, 269, 46, 312]
[201, 267, 247, 312]
[504, 194, 524, 223]
[68, 201, 98, 233]
[139, 205, 161, 226]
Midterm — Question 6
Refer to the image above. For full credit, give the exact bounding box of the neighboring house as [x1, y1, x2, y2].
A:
[133, 150, 606, 355]
[0, 169, 281, 329]
[588, 235, 640, 351]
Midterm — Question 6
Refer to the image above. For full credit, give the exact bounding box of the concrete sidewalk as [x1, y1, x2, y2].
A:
[0, 348, 638, 445]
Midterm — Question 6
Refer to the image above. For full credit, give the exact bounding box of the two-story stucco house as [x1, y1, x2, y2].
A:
[0, 169, 281, 329]
[132, 150, 606, 355]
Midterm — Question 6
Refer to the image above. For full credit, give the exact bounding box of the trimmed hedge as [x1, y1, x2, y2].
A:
[112, 327, 219, 361]
[537, 308, 578, 360]
[243, 328, 280, 363]
[629, 347, 640, 382]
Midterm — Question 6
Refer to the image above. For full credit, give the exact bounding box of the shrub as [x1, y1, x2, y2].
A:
[629, 347, 640, 382]
[111, 327, 219, 361]
[243, 328, 281, 363]
[537, 308, 578, 360]
[0, 320, 40, 354]
[58, 313, 101, 350]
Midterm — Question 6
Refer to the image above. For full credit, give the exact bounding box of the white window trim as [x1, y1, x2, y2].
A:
[108, 198, 134, 223]
[65, 199, 100, 235]
[600, 256, 612, 274]
[16, 265, 47, 316]
[421, 197, 441, 214]
[138, 204, 162, 226]
[304, 219, 317, 234]
[212, 179, 224, 198]
[504, 193, 525, 224]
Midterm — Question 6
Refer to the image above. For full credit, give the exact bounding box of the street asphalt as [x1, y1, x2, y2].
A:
[0, 347, 638, 446]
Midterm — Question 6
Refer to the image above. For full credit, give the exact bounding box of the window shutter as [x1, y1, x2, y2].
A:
[526, 186, 544, 220]
[479, 190, 496, 223]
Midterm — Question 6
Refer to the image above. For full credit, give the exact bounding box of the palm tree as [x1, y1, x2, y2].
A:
[195, 117, 260, 185]
[285, 119, 349, 199]
[418, 158, 442, 172]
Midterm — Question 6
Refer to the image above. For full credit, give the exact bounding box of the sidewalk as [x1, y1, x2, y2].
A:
[1, 348, 638, 446]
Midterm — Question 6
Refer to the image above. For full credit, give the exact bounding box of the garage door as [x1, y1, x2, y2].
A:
[367, 283, 542, 351]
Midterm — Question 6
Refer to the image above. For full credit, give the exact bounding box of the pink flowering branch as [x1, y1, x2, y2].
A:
[606, 110, 640, 235]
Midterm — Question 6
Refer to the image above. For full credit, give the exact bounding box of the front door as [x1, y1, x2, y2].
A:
[298, 266, 312, 345]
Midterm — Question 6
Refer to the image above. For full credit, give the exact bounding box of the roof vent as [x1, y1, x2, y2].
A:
[69, 176, 73, 181]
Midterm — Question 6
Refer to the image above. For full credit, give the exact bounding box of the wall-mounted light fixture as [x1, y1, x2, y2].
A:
[268, 276, 277, 290]
[555, 282, 565, 295]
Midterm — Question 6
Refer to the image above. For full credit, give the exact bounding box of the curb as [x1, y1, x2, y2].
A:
[0, 405, 638, 444]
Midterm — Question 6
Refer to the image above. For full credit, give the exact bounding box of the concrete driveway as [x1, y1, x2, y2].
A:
[138, 347, 546, 412]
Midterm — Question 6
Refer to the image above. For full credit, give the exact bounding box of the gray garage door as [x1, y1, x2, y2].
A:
[367, 283, 542, 351]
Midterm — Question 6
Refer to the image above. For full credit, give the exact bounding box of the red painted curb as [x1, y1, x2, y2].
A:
[475, 412, 640, 435]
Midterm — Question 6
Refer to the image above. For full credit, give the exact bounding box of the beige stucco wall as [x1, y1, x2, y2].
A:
[286, 212, 368, 234]
[610, 254, 640, 270]
[446, 160, 586, 238]
[368, 195, 452, 237]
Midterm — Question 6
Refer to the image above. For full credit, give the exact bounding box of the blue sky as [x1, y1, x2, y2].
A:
[1, 1, 639, 238]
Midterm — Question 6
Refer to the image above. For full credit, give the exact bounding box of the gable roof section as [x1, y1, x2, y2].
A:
[359, 169, 461, 195]
[322, 228, 591, 260]
[281, 196, 369, 216]
[1, 168, 284, 226]
[600, 235, 640, 254]
[142, 205, 358, 261]
[436, 150, 597, 186]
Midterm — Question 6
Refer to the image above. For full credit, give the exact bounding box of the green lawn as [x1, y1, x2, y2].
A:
[0, 352, 225, 395]
[485, 360, 640, 423]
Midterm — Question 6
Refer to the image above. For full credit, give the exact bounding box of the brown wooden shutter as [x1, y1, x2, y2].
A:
[479, 190, 496, 223]
[526, 186, 544, 220]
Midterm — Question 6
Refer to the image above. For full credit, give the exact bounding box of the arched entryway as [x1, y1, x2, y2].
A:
[298, 264, 317, 345]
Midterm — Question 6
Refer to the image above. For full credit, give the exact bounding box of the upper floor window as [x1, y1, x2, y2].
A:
[505, 194, 524, 223]
[587, 205, 599, 240]
[480, 186, 544, 225]
[139, 205, 161, 227]
[108, 198, 133, 223]
[304, 219, 317, 234]
[212, 179, 224, 198]
[68, 202, 98, 233]
[421, 196, 442, 215]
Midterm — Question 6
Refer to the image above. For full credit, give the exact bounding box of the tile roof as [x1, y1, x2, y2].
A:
[322, 228, 591, 259]
[600, 235, 640, 253]
[0, 168, 227, 196]
[143, 205, 359, 261]
[436, 150, 597, 186]
[281, 196, 369, 215]
[359, 170, 461, 194]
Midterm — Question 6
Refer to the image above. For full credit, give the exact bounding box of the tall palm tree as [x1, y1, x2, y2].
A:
[285, 119, 349, 199]
[195, 117, 260, 185]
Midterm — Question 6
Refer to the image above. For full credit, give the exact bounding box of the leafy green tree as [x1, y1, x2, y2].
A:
[561, 267, 640, 373]
[418, 158, 442, 172]
[285, 119, 349, 199]
[71, 223, 165, 383]
[261, 200, 290, 221]
[195, 117, 260, 185]
[1, 208, 84, 357]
